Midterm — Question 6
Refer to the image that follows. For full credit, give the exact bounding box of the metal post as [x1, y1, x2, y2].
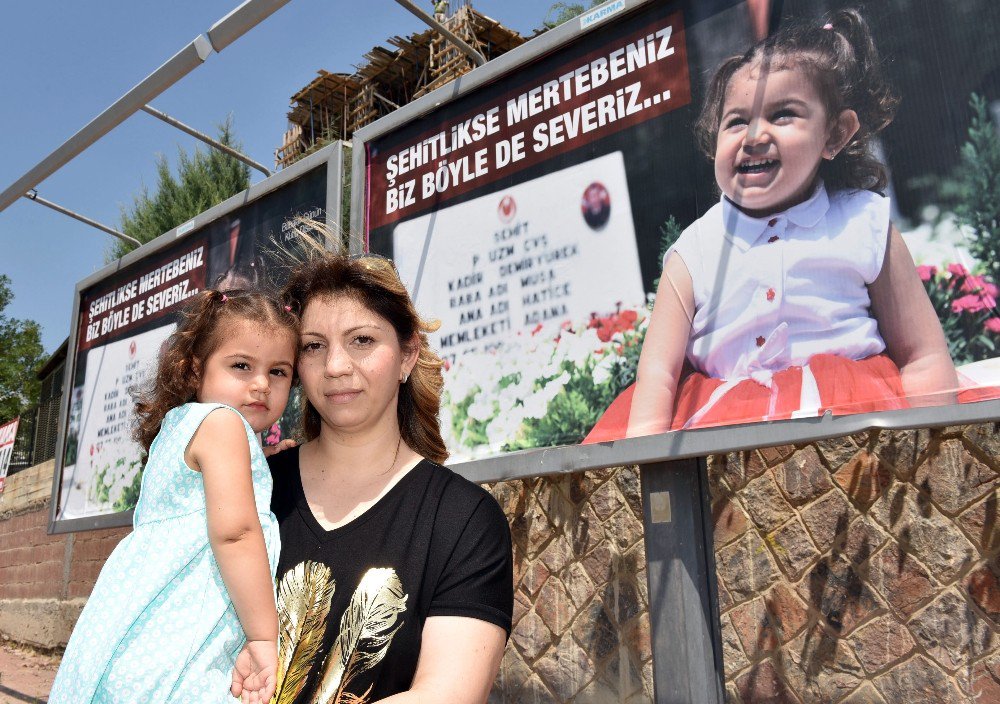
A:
[641, 457, 725, 703]
[391, 0, 486, 66]
[140, 105, 271, 176]
[23, 191, 141, 248]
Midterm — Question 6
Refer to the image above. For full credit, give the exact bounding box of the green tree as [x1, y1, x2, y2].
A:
[954, 94, 1000, 289]
[0, 275, 45, 422]
[107, 117, 251, 261]
[542, 0, 604, 29]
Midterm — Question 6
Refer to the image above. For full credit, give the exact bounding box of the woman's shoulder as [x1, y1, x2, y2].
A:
[413, 460, 506, 520]
[828, 188, 889, 219]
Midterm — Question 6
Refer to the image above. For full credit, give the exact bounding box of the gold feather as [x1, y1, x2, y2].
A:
[310, 567, 408, 704]
[272, 561, 337, 704]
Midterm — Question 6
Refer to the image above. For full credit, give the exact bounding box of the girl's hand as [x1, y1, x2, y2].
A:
[231, 640, 278, 703]
[263, 438, 297, 457]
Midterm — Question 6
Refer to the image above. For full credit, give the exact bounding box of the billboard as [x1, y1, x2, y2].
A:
[354, 0, 1000, 475]
[0, 417, 19, 495]
[51, 144, 345, 533]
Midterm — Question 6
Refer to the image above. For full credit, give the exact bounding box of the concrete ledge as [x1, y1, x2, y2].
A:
[0, 598, 85, 650]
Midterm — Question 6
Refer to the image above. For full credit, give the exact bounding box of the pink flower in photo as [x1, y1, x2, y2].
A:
[960, 274, 999, 298]
[916, 264, 937, 282]
[985, 317, 1000, 334]
[947, 263, 969, 278]
[952, 294, 991, 314]
[265, 423, 281, 446]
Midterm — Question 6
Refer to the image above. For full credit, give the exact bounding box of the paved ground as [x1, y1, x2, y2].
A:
[0, 642, 59, 704]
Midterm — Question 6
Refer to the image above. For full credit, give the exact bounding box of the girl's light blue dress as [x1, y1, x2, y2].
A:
[50, 402, 280, 703]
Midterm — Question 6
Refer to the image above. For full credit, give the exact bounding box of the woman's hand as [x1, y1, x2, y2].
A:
[230, 640, 278, 703]
[374, 616, 506, 704]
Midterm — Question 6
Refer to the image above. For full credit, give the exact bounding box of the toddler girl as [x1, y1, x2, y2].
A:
[50, 290, 297, 703]
[628, 10, 958, 436]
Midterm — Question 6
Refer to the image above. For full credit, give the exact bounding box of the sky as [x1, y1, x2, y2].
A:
[0, 0, 555, 354]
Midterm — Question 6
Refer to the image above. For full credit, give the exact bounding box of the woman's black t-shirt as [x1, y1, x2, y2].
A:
[268, 447, 513, 704]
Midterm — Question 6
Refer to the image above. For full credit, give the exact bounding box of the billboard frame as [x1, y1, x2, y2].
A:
[348, 0, 1000, 485]
[48, 141, 347, 535]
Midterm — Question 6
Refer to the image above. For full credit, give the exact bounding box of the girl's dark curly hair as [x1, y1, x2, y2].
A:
[282, 246, 448, 464]
[695, 8, 899, 193]
[133, 290, 299, 452]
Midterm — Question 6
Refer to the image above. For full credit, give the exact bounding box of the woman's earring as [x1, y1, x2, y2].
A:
[401, 373, 409, 384]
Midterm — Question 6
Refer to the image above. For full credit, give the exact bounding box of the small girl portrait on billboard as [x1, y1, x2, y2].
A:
[627, 9, 959, 437]
[50, 290, 298, 703]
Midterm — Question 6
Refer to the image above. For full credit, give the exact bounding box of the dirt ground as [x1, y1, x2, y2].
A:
[0, 641, 59, 704]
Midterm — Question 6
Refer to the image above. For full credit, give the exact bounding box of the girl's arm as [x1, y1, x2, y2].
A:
[374, 616, 506, 704]
[187, 409, 277, 701]
[869, 223, 958, 405]
[627, 252, 695, 437]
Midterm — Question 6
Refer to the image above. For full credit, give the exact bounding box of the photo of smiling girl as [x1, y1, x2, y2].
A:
[627, 9, 959, 437]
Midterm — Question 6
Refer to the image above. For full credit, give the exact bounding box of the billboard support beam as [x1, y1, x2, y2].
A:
[140, 105, 271, 177]
[391, 0, 486, 67]
[641, 458, 725, 704]
[24, 191, 141, 248]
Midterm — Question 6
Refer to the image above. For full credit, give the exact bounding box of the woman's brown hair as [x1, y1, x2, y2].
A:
[133, 289, 299, 452]
[695, 8, 899, 194]
[281, 246, 448, 464]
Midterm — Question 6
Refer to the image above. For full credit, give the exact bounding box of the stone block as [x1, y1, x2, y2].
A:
[908, 589, 996, 671]
[957, 488, 1000, 554]
[873, 655, 962, 703]
[734, 660, 800, 704]
[817, 435, 860, 469]
[962, 422, 1000, 466]
[589, 477, 625, 522]
[798, 557, 882, 635]
[963, 651, 1000, 701]
[535, 577, 571, 636]
[801, 490, 858, 554]
[563, 562, 596, 611]
[759, 444, 797, 467]
[741, 473, 795, 533]
[839, 682, 888, 703]
[849, 614, 916, 674]
[582, 541, 613, 587]
[720, 612, 751, 674]
[837, 517, 887, 566]
[716, 450, 768, 493]
[963, 557, 1000, 622]
[833, 451, 892, 510]
[867, 541, 936, 618]
[912, 438, 998, 515]
[534, 636, 595, 701]
[729, 583, 813, 662]
[539, 534, 574, 575]
[873, 428, 932, 478]
[776, 447, 835, 506]
[781, 623, 865, 703]
[768, 517, 821, 580]
[713, 494, 750, 548]
[571, 598, 618, 662]
[716, 531, 781, 603]
[511, 609, 552, 662]
[870, 484, 974, 582]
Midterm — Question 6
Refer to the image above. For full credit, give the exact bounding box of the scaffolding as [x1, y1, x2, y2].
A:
[274, 1, 525, 170]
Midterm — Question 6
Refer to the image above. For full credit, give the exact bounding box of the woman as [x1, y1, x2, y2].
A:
[250, 249, 513, 704]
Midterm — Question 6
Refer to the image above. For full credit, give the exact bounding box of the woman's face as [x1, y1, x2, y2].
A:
[298, 295, 417, 438]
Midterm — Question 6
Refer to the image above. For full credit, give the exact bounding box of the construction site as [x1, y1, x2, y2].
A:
[273, 0, 528, 170]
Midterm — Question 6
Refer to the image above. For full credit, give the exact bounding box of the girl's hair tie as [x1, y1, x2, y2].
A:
[822, 23, 833, 30]
[284, 305, 292, 312]
[221, 294, 228, 302]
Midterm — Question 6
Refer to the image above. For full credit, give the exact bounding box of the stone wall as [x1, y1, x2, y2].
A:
[486, 469, 654, 703]
[0, 461, 128, 648]
[711, 425, 1000, 703]
[4, 423, 999, 702]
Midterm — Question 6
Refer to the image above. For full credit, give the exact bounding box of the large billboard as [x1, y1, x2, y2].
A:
[354, 0, 1000, 475]
[51, 145, 344, 533]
